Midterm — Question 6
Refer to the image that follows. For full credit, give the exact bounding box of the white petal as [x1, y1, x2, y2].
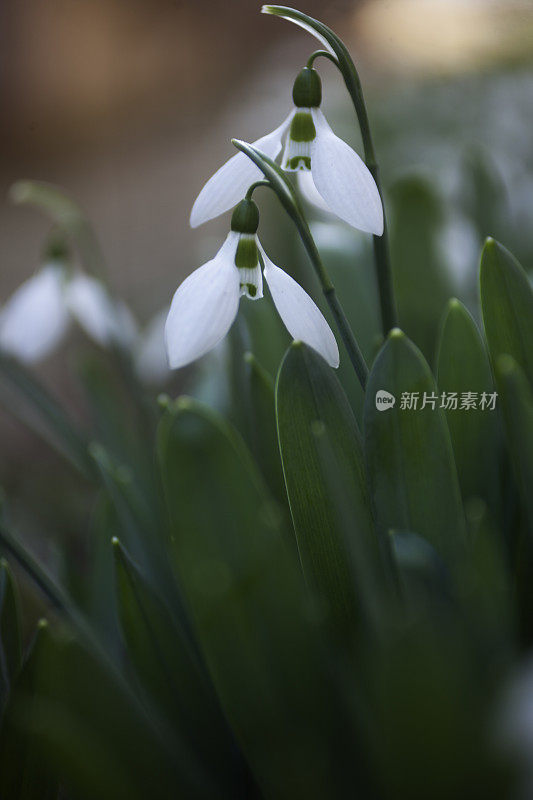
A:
[134, 307, 170, 384]
[310, 108, 384, 236]
[65, 274, 137, 348]
[0, 265, 69, 363]
[260, 245, 339, 368]
[165, 233, 241, 369]
[190, 111, 294, 228]
[296, 170, 332, 214]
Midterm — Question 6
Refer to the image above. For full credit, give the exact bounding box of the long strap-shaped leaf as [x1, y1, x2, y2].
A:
[0, 353, 94, 478]
[157, 396, 361, 799]
[364, 329, 466, 569]
[481, 238, 533, 388]
[276, 342, 382, 636]
[113, 539, 240, 795]
[436, 299, 502, 519]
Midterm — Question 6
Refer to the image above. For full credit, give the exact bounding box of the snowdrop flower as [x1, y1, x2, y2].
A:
[190, 67, 383, 235]
[165, 198, 339, 369]
[0, 262, 137, 364]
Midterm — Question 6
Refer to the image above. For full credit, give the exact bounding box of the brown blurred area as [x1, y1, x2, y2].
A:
[0, 0, 358, 314]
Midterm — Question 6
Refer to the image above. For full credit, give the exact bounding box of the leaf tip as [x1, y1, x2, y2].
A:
[388, 327, 404, 341]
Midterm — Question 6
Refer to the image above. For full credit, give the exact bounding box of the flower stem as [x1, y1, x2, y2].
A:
[293, 217, 369, 389]
[311, 50, 398, 335]
[245, 171, 369, 389]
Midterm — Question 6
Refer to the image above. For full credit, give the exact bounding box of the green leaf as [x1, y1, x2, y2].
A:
[157, 396, 360, 798]
[389, 176, 453, 361]
[436, 299, 502, 517]
[389, 530, 452, 621]
[20, 624, 213, 800]
[276, 342, 381, 633]
[0, 353, 93, 477]
[480, 238, 533, 389]
[364, 329, 466, 568]
[243, 352, 286, 506]
[0, 621, 59, 800]
[113, 540, 239, 793]
[89, 443, 178, 606]
[495, 355, 533, 530]
[0, 559, 22, 710]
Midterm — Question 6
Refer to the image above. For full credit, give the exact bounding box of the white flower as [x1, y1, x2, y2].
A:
[166, 199, 339, 370]
[0, 263, 137, 364]
[190, 67, 383, 236]
[0, 265, 69, 364]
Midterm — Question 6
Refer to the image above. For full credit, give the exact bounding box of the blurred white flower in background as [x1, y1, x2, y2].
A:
[0, 262, 137, 365]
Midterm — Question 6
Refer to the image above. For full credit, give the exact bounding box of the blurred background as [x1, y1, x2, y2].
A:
[1, 0, 533, 615]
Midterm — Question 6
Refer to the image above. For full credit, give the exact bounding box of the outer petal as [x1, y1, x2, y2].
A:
[165, 233, 241, 369]
[310, 108, 384, 236]
[296, 170, 332, 214]
[260, 245, 339, 368]
[0, 265, 69, 363]
[65, 274, 138, 348]
[190, 111, 294, 228]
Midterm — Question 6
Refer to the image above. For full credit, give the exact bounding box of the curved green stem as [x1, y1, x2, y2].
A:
[247, 177, 368, 388]
[308, 51, 398, 335]
[263, 7, 399, 335]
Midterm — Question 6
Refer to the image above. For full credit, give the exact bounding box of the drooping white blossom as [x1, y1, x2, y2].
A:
[0, 264, 137, 364]
[166, 199, 339, 370]
[190, 67, 383, 236]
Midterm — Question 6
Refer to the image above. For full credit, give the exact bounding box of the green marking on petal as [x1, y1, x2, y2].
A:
[235, 235, 259, 270]
[288, 156, 311, 170]
[289, 111, 316, 143]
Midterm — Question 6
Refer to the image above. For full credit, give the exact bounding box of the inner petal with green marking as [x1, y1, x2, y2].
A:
[281, 110, 316, 172]
[234, 234, 263, 300]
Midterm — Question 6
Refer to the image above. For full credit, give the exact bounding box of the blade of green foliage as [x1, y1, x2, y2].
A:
[462, 499, 513, 665]
[0, 621, 59, 800]
[113, 539, 240, 794]
[389, 530, 451, 619]
[89, 442, 179, 609]
[480, 238, 533, 388]
[364, 329, 466, 568]
[436, 299, 502, 517]
[0, 559, 22, 711]
[389, 176, 452, 360]
[310, 420, 389, 636]
[158, 396, 362, 799]
[243, 352, 286, 506]
[496, 356, 533, 530]
[17, 623, 214, 800]
[276, 342, 380, 634]
[0, 517, 213, 798]
[0, 353, 93, 477]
